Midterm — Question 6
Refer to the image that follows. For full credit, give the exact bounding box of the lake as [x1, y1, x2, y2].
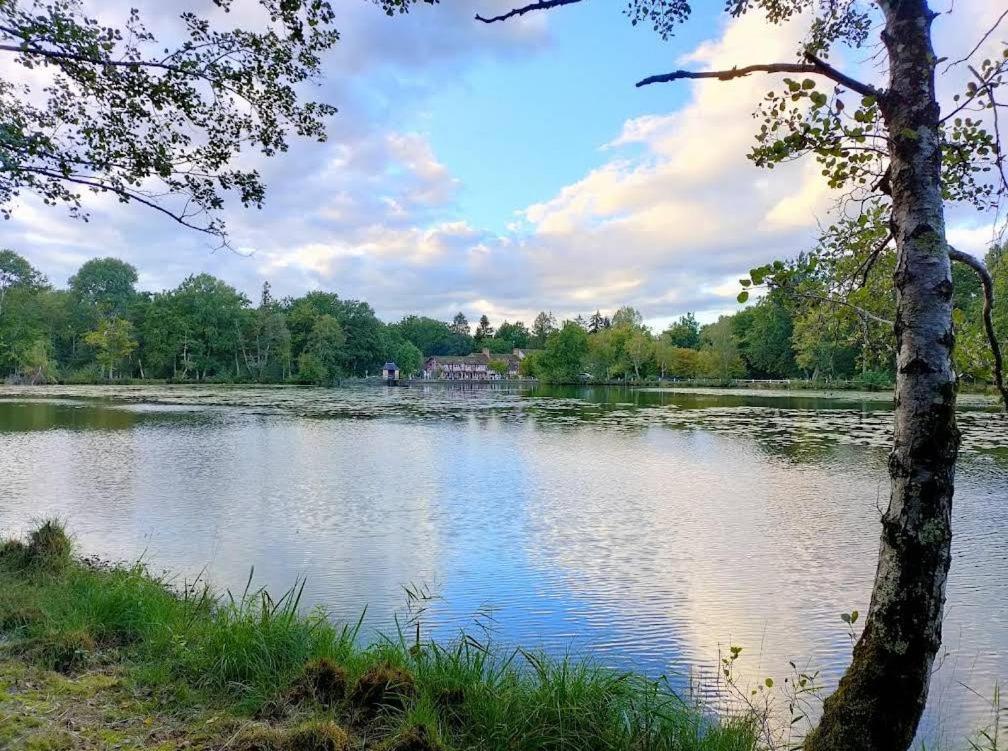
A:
[1, 383, 1006, 745]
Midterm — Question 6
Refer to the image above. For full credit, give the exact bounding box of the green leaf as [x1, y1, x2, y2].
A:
[739, 278, 752, 287]
[850, 610, 859, 624]
[765, 677, 774, 688]
[737, 290, 749, 304]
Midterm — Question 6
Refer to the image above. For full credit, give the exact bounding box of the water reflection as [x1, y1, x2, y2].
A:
[0, 384, 1005, 745]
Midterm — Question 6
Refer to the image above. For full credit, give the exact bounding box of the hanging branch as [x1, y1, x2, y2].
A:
[949, 247, 1008, 410]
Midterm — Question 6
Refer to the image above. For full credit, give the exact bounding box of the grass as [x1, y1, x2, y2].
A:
[0, 520, 758, 751]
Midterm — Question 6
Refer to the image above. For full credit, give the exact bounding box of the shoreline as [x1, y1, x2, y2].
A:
[0, 521, 760, 751]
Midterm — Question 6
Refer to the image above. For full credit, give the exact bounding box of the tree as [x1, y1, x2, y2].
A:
[450, 312, 471, 337]
[0, 249, 46, 319]
[495, 320, 531, 349]
[16, 337, 56, 383]
[487, 358, 509, 377]
[699, 316, 745, 380]
[661, 313, 701, 350]
[298, 314, 346, 385]
[611, 305, 643, 330]
[588, 310, 605, 334]
[84, 317, 136, 380]
[383, 3, 1008, 746]
[1, 0, 339, 244]
[387, 337, 423, 377]
[733, 299, 798, 378]
[171, 274, 250, 380]
[392, 315, 471, 356]
[625, 328, 654, 380]
[69, 257, 138, 318]
[531, 311, 557, 346]
[539, 321, 588, 383]
[655, 342, 700, 379]
[474, 314, 494, 343]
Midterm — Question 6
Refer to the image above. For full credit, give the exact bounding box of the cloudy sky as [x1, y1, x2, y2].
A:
[2, 0, 1003, 329]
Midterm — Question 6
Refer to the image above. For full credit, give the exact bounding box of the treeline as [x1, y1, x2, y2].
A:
[524, 244, 1008, 386]
[1, 253, 429, 385]
[2, 248, 1005, 386]
[0, 253, 581, 385]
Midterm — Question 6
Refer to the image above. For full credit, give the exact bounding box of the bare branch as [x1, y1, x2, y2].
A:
[949, 247, 1008, 410]
[475, 0, 583, 24]
[637, 52, 882, 99]
[942, 7, 1008, 72]
[18, 166, 228, 247]
[853, 230, 894, 289]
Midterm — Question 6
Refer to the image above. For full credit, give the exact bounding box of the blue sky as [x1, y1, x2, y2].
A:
[1, 0, 1001, 330]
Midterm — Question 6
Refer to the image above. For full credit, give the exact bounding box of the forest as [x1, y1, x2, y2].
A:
[1, 244, 1005, 387]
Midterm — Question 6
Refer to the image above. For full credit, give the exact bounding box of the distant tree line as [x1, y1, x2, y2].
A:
[2, 247, 1005, 387]
[524, 243, 1008, 387]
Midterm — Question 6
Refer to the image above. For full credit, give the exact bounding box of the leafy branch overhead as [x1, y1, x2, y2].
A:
[0, 0, 340, 245]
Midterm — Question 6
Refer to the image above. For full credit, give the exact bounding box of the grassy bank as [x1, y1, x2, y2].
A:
[0, 522, 757, 751]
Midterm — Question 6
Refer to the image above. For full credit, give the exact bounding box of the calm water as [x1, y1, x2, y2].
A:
[1, 384, 1006, 744]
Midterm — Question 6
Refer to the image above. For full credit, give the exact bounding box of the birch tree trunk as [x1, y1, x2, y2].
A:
[805, 2, 959, 749]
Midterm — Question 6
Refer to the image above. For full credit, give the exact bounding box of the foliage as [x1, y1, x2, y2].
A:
[662, 313, 701, 350]
[538, 322, 589, 383]
[69, 257, 138, 318]
[392, 316, 472, 357]
[494, 320, 531, 350]
[698, 317, 745, 380]
[83, 317, 136, 380]
[3, 250, 1005, 387]
[388, 337, 423, 378]
[0, 0, 340, 243]
[0, 248, 47, 318]
[297, 314, 346, 385]
[531, 311, 558, 347]
[474, 314, 494, 343]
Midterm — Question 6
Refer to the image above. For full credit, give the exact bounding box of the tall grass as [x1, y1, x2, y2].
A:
[0, 521, 758, 751]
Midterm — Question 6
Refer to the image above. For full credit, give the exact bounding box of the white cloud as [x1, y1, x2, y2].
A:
[1, 0, 1000, 329]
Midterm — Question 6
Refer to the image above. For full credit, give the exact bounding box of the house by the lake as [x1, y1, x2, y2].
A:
[382, 361, 400, 385]
[422, 348, 526, 381]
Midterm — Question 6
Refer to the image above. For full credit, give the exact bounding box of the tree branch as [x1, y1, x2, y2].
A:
[784, 289, 894, 326]
[18, 166, 228, 247]
[968, 64, 1008, 197]
[636, 52, 882, 99]
[942, 7, 1008, 72]
[475, 0, 583, 24]
[949, 247, 1008, 410]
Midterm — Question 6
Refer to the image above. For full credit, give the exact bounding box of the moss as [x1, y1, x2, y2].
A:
[351, 663, 415, 713]
[234, 721, 350, 751]
[376, 724, 443, 751]
[23, 730, 76, 751]
[285, 721, 351, 751]
[295, 658, 348, 707]
[234, 724, 288, 751]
